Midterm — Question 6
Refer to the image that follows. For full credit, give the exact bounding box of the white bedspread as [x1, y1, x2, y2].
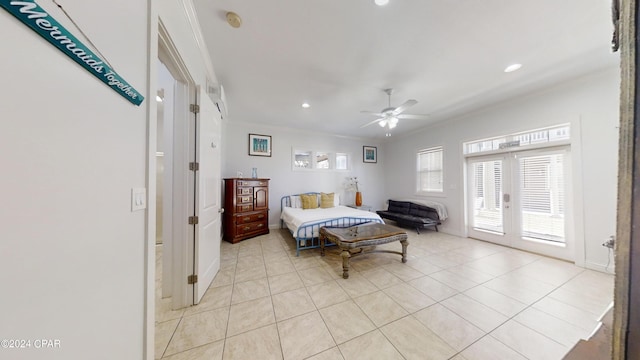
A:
[280, 205, 383, 236]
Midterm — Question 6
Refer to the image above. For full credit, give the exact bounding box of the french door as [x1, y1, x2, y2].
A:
[466, 146, 572, 260]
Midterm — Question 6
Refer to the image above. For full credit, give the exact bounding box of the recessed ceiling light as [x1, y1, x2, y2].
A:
[375, 0, 389, 6]
[302, 102, 310, 108]
[504, 63, 522, 73]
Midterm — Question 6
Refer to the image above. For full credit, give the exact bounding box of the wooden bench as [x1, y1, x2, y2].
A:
[319, 223, 408, 279]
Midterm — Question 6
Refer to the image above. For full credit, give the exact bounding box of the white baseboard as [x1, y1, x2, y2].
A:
[584, 260, 615, 275]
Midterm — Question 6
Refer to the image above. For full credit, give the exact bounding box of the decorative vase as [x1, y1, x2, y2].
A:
[355, 192, 363, 206]
[251, 167, 258, 178]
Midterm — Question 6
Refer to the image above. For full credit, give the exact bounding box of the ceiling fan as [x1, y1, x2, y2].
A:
[360, 88, 429, 129]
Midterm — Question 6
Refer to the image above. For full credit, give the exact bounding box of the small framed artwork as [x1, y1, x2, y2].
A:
[363, 146, 377, 163]
[248, 133, 272, 157]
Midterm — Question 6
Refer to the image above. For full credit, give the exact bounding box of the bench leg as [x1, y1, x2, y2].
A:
[341, 250, 351, 279]
[320, 236, 325, 257]
[400, 240, 408, 263]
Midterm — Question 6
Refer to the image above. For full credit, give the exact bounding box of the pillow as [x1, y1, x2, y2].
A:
[289, 195, 302, 208]
[300, 194, 319, 209]
[333, 193, 340, 206]
[320, 192, 335, 208]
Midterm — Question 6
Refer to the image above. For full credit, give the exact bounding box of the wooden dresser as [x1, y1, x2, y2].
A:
[223, 178, 270, 243]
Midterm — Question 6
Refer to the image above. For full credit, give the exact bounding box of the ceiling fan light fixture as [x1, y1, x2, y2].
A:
[389, 117, 399, 126]
[379, 120, 388, 127]
[504, 63, 522, 73]
[374, 0, 389, 6]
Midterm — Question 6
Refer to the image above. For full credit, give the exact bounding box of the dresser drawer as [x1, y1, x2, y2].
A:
[237, 187, 253, 195]
[237, 204, 254, 212]
[237, 195, 253, 204]
[236, 212, 267, 224]
[237, 180, 269, 187]
[236, 220, 267, 235]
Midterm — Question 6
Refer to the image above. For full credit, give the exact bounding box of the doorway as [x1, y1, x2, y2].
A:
[466, 146, 573, 261]
[156, 22, 222, 310]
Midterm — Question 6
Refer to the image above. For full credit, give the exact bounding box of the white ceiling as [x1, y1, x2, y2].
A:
[192, 0, 619, 139]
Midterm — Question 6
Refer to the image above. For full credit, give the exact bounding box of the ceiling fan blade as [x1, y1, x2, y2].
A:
[360, 110, 385, 117]
[397, 114, 430, 120]
[360, 118, 385, 128]
[392, 99, 418, 115]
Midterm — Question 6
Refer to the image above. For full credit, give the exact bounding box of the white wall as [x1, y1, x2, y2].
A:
[222, 122, 386, 227]
[0, 1, 149, 359]
[383, 66, 620, 271]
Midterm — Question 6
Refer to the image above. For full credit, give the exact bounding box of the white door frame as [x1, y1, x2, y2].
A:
[158, 21, 195, 309]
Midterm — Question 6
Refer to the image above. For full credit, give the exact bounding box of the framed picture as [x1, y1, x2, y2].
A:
[248, 133, 272, 157]
[363, 146, 377, 163]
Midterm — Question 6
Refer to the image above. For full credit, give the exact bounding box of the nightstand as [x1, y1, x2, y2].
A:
[346, 204, 373, 212]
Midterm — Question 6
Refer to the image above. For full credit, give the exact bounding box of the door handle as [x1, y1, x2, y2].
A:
[503, 193, 510, 202]
[219, 208, 225, 214]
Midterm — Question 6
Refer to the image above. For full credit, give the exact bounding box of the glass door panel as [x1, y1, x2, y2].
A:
[467, 156, 509, 245]
[470, 160, 504, 233]
[518, 153, 565, 243]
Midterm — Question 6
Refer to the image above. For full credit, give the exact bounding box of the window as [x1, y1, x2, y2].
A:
[292, 148, 351, 171]
[315, 152, 330, 169]
[464, 124, 570, 155]
[294, 150, 312, 169]
[417, 146, 443, 193]
[336, 153, 348, 170]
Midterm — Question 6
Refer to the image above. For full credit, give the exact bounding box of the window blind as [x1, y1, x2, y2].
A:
[417, 147, 443, 192]
[519, 154, 565, 243]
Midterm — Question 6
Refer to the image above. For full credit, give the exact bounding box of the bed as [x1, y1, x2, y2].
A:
[280, 192, 384, 256]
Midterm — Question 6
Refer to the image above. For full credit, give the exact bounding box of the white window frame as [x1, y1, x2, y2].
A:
[416, 146, 444, 195]
[463, 124, 571, 156]
[292, 148, 351, 172]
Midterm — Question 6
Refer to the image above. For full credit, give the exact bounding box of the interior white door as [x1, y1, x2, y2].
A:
[193, 86, 222, 303]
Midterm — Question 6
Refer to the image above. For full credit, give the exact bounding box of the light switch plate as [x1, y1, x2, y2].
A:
[131, 188, 147, 212]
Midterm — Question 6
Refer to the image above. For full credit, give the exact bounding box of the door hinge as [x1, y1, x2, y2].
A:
[187, 274, 198, 284]
[190, 103, 200, 114]
[189, 162, 199, 171]
[188, 216, 199, 225]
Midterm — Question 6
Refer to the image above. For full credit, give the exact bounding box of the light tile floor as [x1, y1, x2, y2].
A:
[155, 229, 613, 360]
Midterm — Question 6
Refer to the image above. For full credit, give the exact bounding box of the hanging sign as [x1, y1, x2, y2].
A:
[1, 1, 144, 106]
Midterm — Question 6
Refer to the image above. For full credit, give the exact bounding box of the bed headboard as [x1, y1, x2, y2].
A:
[280, 192, 321, 212]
